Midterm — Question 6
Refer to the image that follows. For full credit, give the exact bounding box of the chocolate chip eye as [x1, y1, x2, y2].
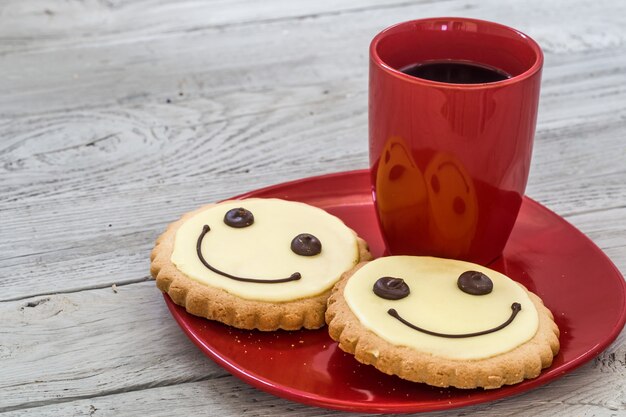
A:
[457, 271, 493, 295]
[373, 277, 410, 300]
[291, 233, 322, 256]
[224, 208, 254, 228]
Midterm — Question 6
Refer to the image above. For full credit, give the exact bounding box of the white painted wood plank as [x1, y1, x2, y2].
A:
[3, 365, 625, 417]
[0, 0, 417, 54]
[1, 0, 624, 57]
[0, 281, 624, 415]
[2, 0, 626, 118]
[0, 282, 225, 412]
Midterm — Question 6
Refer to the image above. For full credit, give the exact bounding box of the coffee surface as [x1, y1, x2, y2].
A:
[400, 60, 511, 84]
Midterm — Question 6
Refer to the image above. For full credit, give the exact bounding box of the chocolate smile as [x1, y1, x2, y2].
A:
[196, 225, 301, 283]
[388, 302, 522, 338]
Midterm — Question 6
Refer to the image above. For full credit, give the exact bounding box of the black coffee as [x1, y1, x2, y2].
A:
[400, 60, 511, 84]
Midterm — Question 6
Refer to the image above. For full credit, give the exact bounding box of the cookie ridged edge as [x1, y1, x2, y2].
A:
[150, 202, 372, 331]
[325, 263, 560, 389]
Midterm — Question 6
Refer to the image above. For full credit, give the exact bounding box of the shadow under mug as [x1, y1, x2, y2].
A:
[369, 17, 543, 265]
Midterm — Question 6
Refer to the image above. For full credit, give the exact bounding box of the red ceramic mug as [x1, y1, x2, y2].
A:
[369, 17, 543, 264]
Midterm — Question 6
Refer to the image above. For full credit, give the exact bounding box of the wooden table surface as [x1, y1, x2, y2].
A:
[2, 0, 625, 416]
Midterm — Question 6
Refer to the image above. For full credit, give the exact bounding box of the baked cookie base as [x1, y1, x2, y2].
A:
[150, 203, 372, 331]
[326, 263, 560, 390]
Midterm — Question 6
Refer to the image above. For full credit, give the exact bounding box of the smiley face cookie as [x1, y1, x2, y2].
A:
[150, 198, 371, 330]
[326, 256, 560, 389]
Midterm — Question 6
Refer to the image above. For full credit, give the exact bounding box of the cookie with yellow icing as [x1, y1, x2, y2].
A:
[326, 256, 560, 389]
[151, 198, 371, 330]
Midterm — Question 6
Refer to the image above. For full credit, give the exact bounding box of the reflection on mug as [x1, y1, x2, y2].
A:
[424, 152, 478, 258]
[375, 139, 480, 259]
[374, 136, 428, 254]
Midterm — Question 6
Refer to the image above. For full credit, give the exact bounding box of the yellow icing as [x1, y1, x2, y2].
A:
[344, 256, 539, 360]
[171, 198, 359, 302]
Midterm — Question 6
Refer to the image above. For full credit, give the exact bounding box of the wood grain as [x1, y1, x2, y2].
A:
[1, 282, 624, 414]
[0, 282, 224, 412]
[3, 368, 625, 417]
[1, 0, 626, 118]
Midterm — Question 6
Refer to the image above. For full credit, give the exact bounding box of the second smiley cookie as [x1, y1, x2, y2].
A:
[326, 256, 560, 389]
[150, 198, 371, 330]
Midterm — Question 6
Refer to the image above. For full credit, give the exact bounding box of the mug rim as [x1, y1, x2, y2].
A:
[370, 17, 544, 89]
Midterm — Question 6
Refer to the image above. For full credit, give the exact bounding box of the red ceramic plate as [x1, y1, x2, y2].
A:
[164, 169, 626, 413]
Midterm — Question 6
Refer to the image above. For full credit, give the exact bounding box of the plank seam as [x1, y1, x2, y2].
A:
[0, 276, 152, 303]
[0, 374, 231, 413]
